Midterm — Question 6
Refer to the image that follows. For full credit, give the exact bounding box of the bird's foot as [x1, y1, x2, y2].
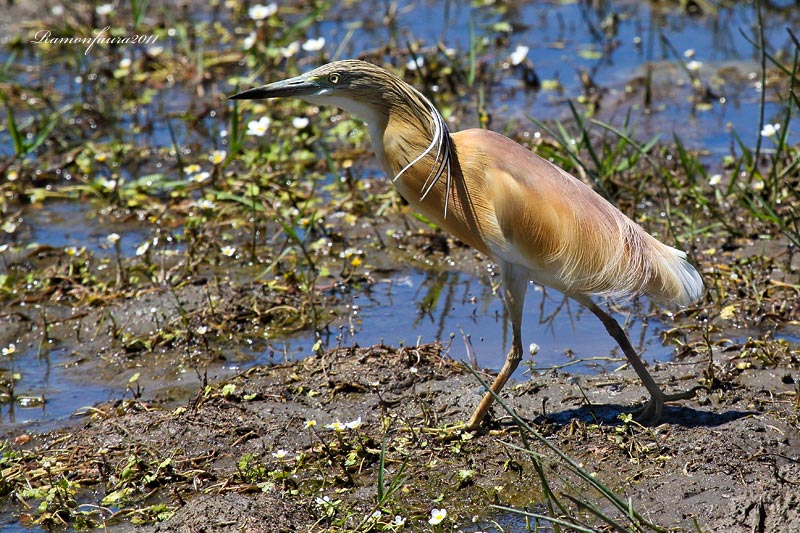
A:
[632, 386, 705, 426]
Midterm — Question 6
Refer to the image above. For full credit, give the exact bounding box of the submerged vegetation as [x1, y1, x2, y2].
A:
[0, 0, 798, 530]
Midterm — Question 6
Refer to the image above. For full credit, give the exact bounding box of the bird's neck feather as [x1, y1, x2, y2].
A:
[304, 93, 391, 163]
[381, 110, 440, 176]
[310, 88, 448, 193]
[320, 90, 443, 177]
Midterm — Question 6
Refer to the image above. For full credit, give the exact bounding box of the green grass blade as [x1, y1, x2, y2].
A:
[4, 101, 24, 156]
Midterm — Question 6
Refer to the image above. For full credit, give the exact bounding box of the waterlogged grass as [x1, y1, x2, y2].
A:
[0, 0, 799, 530]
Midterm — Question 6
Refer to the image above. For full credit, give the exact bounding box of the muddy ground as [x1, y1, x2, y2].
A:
[8, 333, 798, 531]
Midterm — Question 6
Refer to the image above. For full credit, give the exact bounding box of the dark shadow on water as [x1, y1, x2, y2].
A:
[535, 403, 754, 429]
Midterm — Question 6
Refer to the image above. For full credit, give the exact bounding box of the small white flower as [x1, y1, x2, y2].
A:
[246, 116, 271, 137]
[184, 164, 201, 175]
[325, 421, 345, 432]
[195, 199, 216, 209]
[196, 325, 208, 335]
[302, 37, 326, 52]
[368, 510, 382, 521]
[220, 245, 236, 257]
[51, 5, 64, 16]
[210, 150, 227, 165]
[392, 515, 406, 526]
[119, 57, 132, 69]
[1, 344, 16, 357]
[98, 178, 117, 191]
[510, 45, 529, 66]
[304, 419, 317, 428]
[243, 32, 257, 51]
[315, 495, 331, 506]
[147, 45, 164, 57]
[2, 221, 17, 234]
[136, 241, 150, 256]
[406, 56, 423, 70]
[271, 449, 290, 459]
[95, 3, 114, 16]
[279, 41, 300, 58]
[340, 247, 362, 258]
[752, 179, 765, 191]
[686, 60, 703, 72]
[428, 508, 447, 525]
[760, 123, 781, 137]
[190, 171, 211, 183]
[107, 233, 121, 244]
[248, 3, 277, 20]
[292, 117, 309, 129]
[708, 174, 722, 186]
[345, 417, 362, 430]
[683, 48, 695, 58]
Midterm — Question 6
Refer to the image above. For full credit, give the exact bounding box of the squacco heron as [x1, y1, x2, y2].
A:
[230, 59, 704, 428]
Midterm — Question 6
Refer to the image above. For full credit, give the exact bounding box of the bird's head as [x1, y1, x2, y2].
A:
[228, 60, 400, 125]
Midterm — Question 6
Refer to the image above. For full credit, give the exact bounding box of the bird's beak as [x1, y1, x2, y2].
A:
[228, 75, 320, 100]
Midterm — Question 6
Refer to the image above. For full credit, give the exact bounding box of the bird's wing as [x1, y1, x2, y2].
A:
[451, 129, 702, 304]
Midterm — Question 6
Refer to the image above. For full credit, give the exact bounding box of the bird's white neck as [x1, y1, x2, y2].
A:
[303, 94, 391, 170]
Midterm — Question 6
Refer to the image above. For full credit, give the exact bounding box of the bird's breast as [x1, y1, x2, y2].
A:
[389, 158, 502, 260]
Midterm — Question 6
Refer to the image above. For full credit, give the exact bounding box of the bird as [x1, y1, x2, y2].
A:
[229, 59, 704, 428]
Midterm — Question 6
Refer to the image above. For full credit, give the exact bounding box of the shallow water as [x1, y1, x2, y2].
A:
[321, 0, 798, 154]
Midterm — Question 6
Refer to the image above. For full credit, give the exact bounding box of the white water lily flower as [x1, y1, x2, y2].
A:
[248, 3, 276, 20]
[243, 32, 257, 51]
[246, 116, 271, 136]
[292, 117, 310, 129]
[760, 123, 780, 137]
[95, 3, 113, 16]
[406, 56, 423, 70]
[345, 417, 362, 430]
[510, 45, 529, 66]
[428, 508, 447, 525]
[279, 41, 300, 58]
[302, 37, 326, 52]
[325, 421, 345, 432]
[194, 199, 216, 209]
[210, 150, 227, 165]
[271, 449, 290, 459]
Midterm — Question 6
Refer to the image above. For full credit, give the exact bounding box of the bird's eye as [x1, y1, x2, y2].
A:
[328, 73, 340, 84]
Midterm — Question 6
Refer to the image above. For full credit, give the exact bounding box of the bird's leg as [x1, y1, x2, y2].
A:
[467, 263, 528, 429]
[467, 332, 522, 429]
[576, 296, 698, 425]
